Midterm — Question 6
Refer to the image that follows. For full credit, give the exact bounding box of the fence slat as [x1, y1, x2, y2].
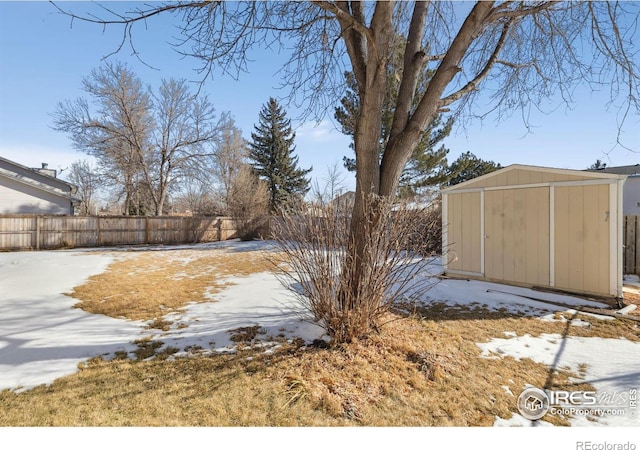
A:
[624, 215, 640, 276]
[0, 215, 237, 250]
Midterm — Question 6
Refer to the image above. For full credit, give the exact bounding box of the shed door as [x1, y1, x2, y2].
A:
[484, 187, 550, 286]
[553, 184, 611, 296]
[446, 191, 482, 274]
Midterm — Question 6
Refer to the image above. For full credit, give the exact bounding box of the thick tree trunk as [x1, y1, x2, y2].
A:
[338, 2, 393, 319]
[343, 102, 384, 311]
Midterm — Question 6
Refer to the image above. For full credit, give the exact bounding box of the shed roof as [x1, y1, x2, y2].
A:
[442, 164, 626, 193]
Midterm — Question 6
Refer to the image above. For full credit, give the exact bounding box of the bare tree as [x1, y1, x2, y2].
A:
[53, 61, 153, 215]
[53, 61, 226, 215]
[227, 164, 270, 240]
[311, 162, 348, 204]
[150, 78, 223, 215]
[209, 118, 249, 213]
[65, 159, 102, 215]
[172, 117, 253, 216]
[204, 118, 271, 237]
[54, 1, 639, 341]
[172, 174, 219, 216]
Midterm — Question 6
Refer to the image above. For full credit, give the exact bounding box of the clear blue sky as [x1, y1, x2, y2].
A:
[1, 1, 639, 193]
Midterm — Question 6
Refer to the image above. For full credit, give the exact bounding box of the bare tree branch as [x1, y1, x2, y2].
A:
[388, 1, 429, 143]
[440, 18, 515, 107]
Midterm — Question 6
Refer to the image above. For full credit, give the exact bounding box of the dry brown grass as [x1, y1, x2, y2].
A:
[68, 248, 276, 324]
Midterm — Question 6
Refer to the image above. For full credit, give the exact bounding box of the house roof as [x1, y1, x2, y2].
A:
[0, 155, 80, 203]
[588, 164, 640, 176]
[441, 163, 627, 193]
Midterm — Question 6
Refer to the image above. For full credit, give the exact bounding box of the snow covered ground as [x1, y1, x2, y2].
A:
[0, 240, 639, 428]
[0, 250, 145, 392]
[0, 241, 326, 393]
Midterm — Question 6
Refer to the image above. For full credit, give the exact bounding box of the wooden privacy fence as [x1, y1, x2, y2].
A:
[0, 215, 240, 251]
[624, 215, 640, 276]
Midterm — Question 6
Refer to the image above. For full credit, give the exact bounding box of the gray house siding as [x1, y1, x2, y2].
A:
[623, 176, 640, 215]
[0, 156, 78, 215]
[588, 165, 640, 216]
[0, 176, 73, 215]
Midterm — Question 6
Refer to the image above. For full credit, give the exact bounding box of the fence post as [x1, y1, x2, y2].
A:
[36, 216, 41, 250]
[145, 216, 150, 244]
[183, 217, 188, 244]
[97, 216, 102, 246]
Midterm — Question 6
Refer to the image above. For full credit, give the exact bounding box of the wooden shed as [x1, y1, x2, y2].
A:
[441, 164, 627, 299]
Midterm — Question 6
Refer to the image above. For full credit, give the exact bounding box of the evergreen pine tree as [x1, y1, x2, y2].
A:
[445, 151, 502, 186]
[249, 98, 312, 212]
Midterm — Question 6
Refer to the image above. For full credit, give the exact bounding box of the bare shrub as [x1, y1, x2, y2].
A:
[228, 166, 269, 240]
[272, 195, 439, 344]
[402, 200, 442, 256]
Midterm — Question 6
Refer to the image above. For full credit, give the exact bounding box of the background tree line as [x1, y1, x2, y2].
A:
[58, 59, 495, 220]
[56, 63, 311, 219]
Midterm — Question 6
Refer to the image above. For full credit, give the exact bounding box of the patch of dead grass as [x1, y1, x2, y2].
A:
[67, 248, 276, 323]
[0, 346, 343, 426]
[229, 325, 267, 343]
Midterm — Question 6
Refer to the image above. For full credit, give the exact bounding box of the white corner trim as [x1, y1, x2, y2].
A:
[549, 186, 555, 287]
[616, 179, 625, 298]
[480, 190, 485, 276]
[609, 182, 618, 296]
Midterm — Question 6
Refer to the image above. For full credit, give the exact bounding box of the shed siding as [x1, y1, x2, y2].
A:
[485, 187, 549, 286]
[0, 177, 71, 215]
[446, 191, 481, 273]
[553, 184, 611, 296]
